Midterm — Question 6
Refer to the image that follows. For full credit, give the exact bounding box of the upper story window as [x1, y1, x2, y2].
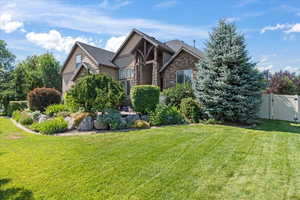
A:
[176, 69, 192, 84]
[119, 68, 134, 80]
[75, 54, 82, 68]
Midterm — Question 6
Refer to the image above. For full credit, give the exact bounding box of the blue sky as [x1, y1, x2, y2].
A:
[1, 0, 300, 73]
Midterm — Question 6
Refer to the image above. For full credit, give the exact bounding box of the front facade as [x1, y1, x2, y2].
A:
[61, 29, 203, 94]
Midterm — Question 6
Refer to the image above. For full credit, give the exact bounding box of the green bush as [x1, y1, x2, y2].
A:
[7, 101, 27, 116]
[12, 110, 21, 121]
[162, 83, 195, 108]
[45, 104, 69, 117]
[67, 74, 124, 112]
[149, 104, 186, 126]
[97, 109, 126, 130]
[130, 85, 160, 114]
[63, 92, 80, 112]
[12, 111, 33, 125]
[31, 111, 41, 122]
[27, 87, 61, 111]
[31, 117, 67, 135]
[180, 98, 203, 123]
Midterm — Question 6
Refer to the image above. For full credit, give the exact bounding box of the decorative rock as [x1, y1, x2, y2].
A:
[94, 120, 108, 130]
[65, 117, 75, 130]
[125, 114, 140, 124]
[77, 116, 93, 131]
[38, 114, 48, 123]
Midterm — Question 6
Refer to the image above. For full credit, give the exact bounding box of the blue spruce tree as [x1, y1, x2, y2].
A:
[194, 20, 265, 124]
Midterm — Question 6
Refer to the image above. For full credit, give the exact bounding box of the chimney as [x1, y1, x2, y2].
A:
[193, 40, 196, 48]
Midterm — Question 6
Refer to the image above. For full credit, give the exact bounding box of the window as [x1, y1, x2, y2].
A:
[176, 69, 192, 84]
[119, 68, 134, 80]
[75, 54, 82, 68]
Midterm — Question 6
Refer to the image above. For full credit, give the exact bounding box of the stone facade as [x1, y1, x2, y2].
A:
[161, 51, 199, 89]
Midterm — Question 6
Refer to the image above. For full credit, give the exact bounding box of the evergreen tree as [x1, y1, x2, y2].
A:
[193, 20, 265, 123]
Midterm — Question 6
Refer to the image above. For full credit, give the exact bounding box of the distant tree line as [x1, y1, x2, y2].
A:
[264, 70, 300, 95]
[0, 40, 61, 113]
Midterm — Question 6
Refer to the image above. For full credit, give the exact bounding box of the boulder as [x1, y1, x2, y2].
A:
[77, 116, 93, 131]
[65, 117, 76, 130]
[94, 120, 108, 130]
[38, 114, 48, 123]
[125, 114, 140, 124]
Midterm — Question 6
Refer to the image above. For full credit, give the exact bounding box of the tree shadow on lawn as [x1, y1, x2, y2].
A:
[0, 178, 34, 200]
[249, 119, 300, 135]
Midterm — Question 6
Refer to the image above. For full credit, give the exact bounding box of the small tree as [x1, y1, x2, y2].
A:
[67, 74, 124, 112]
[266, 71, 299, 95]
[194, 20, 265, 123]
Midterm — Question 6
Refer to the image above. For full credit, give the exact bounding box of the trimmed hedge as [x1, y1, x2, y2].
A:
[180, 98, 203, 123]
[27, 88, 61, 111]
[130, 85, 160, 114]
[162, 83, 195, 108]
[7, 101, 27, 116]
[31, 117, 67, 135]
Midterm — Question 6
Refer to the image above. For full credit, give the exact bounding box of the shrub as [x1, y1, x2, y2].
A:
[12, 110, 21, 121]
[31, 117, 67, 135]
[45, 104, 69, 117]
[130, 85, 160, 114]
[63, 92, 80, 112]
[131, 120, 150, 129]
[67, 74, 124, 112]
[27, 88, 61, 111]
[180, 98, 203, 123]
[162, 83, 195, 108]
[7, 101, 28, 116]
[97, 109, 126, 130]
[13, 111, 33, 125]
[149, 104, 186, 126]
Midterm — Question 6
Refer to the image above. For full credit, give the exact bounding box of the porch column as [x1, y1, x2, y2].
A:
[152, 47, 159, 86]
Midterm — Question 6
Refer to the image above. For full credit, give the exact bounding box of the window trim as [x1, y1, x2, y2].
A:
[176, 69, 193, 84]
[75, 54, 82, 69]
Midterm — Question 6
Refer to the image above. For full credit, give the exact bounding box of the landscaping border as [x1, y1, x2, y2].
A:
[10, 118, 40, 135]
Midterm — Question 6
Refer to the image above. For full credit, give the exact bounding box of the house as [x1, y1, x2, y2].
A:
[61, 29, 203, 94]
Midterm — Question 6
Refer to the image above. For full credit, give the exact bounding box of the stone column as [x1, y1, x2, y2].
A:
[152, 47, 158, 86]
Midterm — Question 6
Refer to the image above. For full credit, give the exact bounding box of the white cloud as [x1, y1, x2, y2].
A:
[260, 24, 291, 34]
[285, 24, 300, 33]
[105, 35, 127, 52]
[154, 0, 178, 9]
[26, 30, 96, 53]
[99, 0, 131, 10]
[0, 13, 23, 33]
[0, 0, 208, 39]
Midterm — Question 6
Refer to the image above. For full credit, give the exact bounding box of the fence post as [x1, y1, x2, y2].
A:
[270, 93, 273, 120]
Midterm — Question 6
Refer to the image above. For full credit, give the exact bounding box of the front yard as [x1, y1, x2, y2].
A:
[1, 117, 300, 200]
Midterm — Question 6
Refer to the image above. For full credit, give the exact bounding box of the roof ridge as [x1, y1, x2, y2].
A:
[76, 41, 115, 54]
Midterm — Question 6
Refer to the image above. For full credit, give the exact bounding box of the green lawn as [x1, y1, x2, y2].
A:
[1, 118, 300, 200]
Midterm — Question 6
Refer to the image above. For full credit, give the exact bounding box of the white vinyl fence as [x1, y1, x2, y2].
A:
[259, 94, 300, 122]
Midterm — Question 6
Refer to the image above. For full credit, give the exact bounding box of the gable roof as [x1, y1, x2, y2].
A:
[61, 42, 116, 74]
[112, 29, 174, 62]
[165, 40, 203, 58]
[159, 45, 203, 73]
[77, 42, 116, 68]
[70, 62, 93, 81]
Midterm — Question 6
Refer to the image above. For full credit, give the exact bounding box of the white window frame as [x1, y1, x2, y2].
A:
[119, 68, 134, 80]
[176, 69, 193, 84]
